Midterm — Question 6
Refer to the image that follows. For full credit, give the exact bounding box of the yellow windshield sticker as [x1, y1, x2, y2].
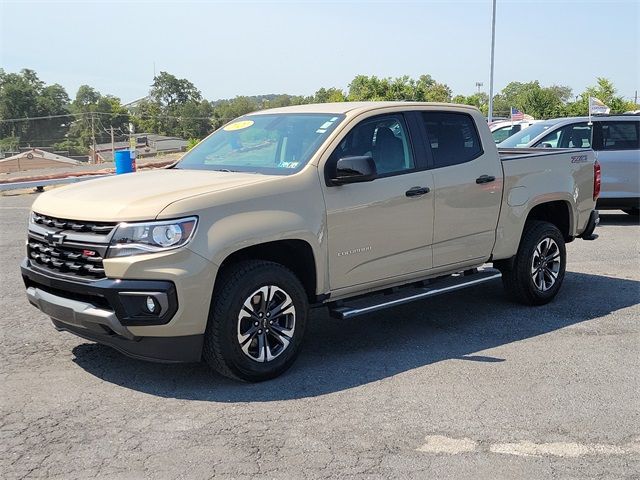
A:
[223, 120, 254, 131]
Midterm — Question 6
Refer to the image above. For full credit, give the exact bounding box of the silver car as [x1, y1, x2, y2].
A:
[499, 115, 640, 215]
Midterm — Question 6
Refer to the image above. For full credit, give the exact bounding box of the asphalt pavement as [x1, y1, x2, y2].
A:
[1, 192, 639, 479]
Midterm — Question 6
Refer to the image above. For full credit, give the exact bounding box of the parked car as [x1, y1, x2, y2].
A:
[499, 115, 640, 215]
[489, 120, 539, 144]
[22, 102, 599, 382]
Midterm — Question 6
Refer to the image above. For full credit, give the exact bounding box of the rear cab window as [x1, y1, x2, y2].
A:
[594, 121, 640, 151]
[420, 112, 483, 167]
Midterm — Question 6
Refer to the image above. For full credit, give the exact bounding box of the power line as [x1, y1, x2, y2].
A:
[0, 111, 219, 123]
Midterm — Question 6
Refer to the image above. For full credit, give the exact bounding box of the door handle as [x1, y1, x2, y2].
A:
[405, 186, 431, 197]
[476, 175, 496, 184]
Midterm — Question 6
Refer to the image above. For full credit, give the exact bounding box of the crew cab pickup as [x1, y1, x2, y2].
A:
[21, 102, 600, 381]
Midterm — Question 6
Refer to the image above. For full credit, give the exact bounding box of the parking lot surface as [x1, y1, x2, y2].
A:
[1, 192, 639, 479]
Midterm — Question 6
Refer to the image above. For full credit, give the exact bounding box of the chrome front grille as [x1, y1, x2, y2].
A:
[32, 213, 115, 235]
[27, 213, 116, 280]
[28, 239, 105, 277]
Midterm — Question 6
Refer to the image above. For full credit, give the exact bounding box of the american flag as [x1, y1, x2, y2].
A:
[511, 107, 524, 121]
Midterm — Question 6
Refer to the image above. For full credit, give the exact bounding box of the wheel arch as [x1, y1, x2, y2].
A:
[525, 200, 574, 241]
[215, 239, 320, 303]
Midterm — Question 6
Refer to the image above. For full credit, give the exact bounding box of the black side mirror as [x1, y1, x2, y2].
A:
[540, 142, 553, 148]
[327, 156, 377, 185]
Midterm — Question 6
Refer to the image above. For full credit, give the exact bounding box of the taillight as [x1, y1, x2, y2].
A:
[593, 160, 601, 201]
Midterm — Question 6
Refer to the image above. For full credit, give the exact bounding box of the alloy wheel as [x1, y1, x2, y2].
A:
[530, 237, 561, 292]
[236, 285, 296, 362]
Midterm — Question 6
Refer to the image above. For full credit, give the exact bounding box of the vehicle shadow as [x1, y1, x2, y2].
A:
[71, 271, 639, 402]
[598, 211, 639, 226]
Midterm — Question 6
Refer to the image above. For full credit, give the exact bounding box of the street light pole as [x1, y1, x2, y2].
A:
[488, 0, 497, 122]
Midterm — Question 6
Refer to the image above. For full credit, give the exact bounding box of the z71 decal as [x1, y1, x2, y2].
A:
[571, 155, 588, 163]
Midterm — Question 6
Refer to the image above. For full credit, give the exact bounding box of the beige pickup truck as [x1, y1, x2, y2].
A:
[22, 102, 600, 381]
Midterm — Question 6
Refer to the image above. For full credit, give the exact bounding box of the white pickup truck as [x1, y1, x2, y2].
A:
[22, 102, 600, 381]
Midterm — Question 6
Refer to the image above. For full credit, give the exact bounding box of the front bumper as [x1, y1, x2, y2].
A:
[21, 259, 203, 363]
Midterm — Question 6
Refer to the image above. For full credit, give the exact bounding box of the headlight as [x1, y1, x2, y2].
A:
[107, 216, 198, 258]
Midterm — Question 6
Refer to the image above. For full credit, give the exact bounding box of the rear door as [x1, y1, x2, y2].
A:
[592, 120, 640, 201]
[418, 111, 503, 268]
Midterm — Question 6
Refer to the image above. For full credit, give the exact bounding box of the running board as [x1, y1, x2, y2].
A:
[328, 268, 502, 320]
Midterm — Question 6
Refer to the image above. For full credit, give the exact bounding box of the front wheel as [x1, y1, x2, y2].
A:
[203, 260, 308, 382]
[501, 221, 566, 306]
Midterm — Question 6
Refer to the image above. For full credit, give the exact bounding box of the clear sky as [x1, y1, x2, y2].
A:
[1, 0, 638, 103]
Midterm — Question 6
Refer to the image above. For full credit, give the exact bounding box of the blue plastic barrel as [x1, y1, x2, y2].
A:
[114, 150, 135, 174]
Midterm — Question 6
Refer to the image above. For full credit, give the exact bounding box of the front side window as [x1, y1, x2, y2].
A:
[535, 123, 591, 148]
[597, 121, 640, 150]
[331, 115, 415, 175]
[177, 113, 344, 175]
[499, 121, 558, 147]
[421, 112, 483, 167]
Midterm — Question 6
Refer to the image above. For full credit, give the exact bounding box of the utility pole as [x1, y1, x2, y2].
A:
[90, 112, 97, 164]
[110, 125, 115, 160]
[488, 0, 497, 122]
[635, 90, 638, 106]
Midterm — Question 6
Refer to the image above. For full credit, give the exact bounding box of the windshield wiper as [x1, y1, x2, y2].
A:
[213, 168, 261, 174]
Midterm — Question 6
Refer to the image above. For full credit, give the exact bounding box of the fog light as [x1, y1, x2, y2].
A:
[146, 296, 157, 313]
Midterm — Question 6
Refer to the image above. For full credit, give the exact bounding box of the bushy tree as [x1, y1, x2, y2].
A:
[0, 69, 70, 149]
[313, 87, 346, 103]
[563, 78, 637, 116]
[453, 92, 489, 115]
[347, 74, 451, 102]
[61, 86, 130, 154]
[492, 81, 572, 119]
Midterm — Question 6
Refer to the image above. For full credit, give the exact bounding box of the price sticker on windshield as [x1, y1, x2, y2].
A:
[224, 120, 254, 131]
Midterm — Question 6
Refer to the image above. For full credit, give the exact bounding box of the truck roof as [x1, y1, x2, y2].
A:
[249, 101, 479, 116]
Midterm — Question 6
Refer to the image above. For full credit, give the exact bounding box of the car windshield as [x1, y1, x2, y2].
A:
[175, 113, 344, 175]
[499, 121, 560, 147]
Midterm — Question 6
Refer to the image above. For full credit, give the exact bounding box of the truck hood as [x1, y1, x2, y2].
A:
[32, 169, 276, 221]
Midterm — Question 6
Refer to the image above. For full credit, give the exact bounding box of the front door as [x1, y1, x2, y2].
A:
[323, 113, 435, 291]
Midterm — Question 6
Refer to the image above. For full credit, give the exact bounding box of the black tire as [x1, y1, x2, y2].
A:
[500, 221, 566, 306]
[622, 208, 639, 216]
[203, 260, 308, 382]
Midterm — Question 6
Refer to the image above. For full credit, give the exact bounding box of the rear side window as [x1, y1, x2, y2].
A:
[421, 112, 483, 167]
[595, 121, 640, 150]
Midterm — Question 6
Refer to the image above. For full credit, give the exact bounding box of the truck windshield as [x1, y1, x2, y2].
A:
[499, 121, 560, 147]
[175, 113, 344, 175]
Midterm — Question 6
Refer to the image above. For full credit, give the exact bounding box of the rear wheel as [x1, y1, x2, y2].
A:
[500, 221, 566, 305]
[203, 260, 308, 382]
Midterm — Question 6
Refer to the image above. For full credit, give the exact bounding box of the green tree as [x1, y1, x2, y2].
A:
[313, 87, 346, 103]
[347, 74, 451, 102]
[134, 71, 208, 136]
[150, 72, 202, 108]
[62, 86, 130, 154]
[453, 92, 489, 115]
[564, 78, 636, 116]
[492, 81, 572, 119]
[0, 69, 70, 149]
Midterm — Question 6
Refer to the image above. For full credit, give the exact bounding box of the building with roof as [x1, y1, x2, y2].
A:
[90, 134, 188, 162]
[0, 148, 81, 174]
